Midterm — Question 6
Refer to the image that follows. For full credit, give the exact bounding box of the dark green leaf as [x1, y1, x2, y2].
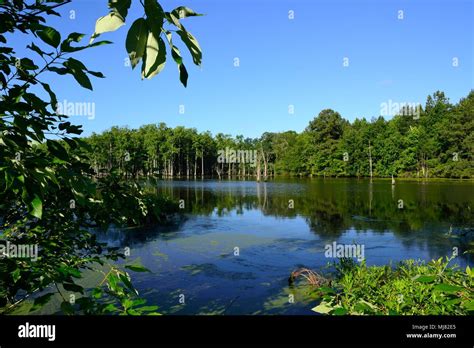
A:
[40, 82, 57, 108]
[37, 26, 61, 48]
[30, 293, 54, 312]
[171, 6, 203, 19]
[179, 63, 188, 87]
[433, 283, 463, 293]
[124, 264, 151, 273]
[61, 301, 75, 315]
[415, 275, 436, 283]
[62, 282, 84, 294]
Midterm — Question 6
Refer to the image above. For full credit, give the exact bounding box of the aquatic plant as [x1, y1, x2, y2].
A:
[309, 256, 474, 315]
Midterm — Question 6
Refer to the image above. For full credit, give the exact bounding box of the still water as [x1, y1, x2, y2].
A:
[100, 178, 474, 315]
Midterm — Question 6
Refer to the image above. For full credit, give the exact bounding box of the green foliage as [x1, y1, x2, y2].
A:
[0, 0, 198, 315]
[310, 257, 474, 315]
[42, 263, 160, 315]
[93, 170, 179, 227]
[92, 0, 202, 86]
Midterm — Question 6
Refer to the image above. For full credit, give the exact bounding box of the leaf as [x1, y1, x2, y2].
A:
[65, 57, 87, 71]
[176, 29, 202, 66]
[332, 307, 348, 315]
[358, 299, 377, 310]
[89, 40, 113, 48]
[119, 273, 139, 295]
[62, 282, 84, 294]
[40, 82, 57, 108]
[142, 30, 166, 79]
[164, 31, 182, 65]
[414, 275, 436, 283]
[179, 63, 188, 87]
[12, 268, 20, 283]
[311, 300, 333, 314]
[124, 264, 151, 273]
[30, 293, 54, 312]
[47, 66, 69, 75]
[444, 298, 461, 306]
[91, 13, 125, 43]
[61, 33, 86, 52]
[58, 122, 71, 131]
[92, 288, 103, 299]
[466, 265, 473, 277]
[47, 140, 69, 161]
[18, 58, 38, 70]
[166, 12, 182, 30]
[126, 18, 148, 69]
[433, 283, 463, 293]
[58, 265, 81, 278]
[87, 70, 105, 78]
[463, 300, 474, 311]
[64, 32, 85, 43]
[109, 0, 132, 19]
[317, 286, 336, 294]
[29, 195, 42, 219]
[144, 0, 164, 28]
[90, 0, 132, 42]
[171, 6, 203, 19]
[103, 303, 119, 313]
[63, 59, 93, 90]
[37, 26, 61, 48]
[138, 305, 159, 312]
[61, 301, 74, 315]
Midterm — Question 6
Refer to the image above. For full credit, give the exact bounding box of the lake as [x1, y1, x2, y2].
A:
[98, 178, 474, 315]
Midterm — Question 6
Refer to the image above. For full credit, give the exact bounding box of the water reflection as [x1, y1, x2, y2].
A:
[95, 178, 473, 315]
[151, 178, 473, 256]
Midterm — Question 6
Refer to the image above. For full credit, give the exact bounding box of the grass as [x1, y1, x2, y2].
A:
[304, 256, 474, 315]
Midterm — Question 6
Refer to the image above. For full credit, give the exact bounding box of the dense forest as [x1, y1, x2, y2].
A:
[85, 90, 474, 179]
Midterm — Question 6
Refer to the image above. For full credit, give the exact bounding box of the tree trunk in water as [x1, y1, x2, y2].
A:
[368, 140, 373, 180]
[186, 154, 190, 178]
[201, 151, 204, 177]
[256, 153, 261, 182]
[262, 150, 268, 181]
[194, 155, 197, 178]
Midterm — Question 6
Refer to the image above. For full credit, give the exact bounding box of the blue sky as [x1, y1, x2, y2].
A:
[12, 0, 474, 137]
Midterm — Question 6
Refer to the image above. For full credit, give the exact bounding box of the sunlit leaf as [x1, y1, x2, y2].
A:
[142, 30, 166, 79]
[30, 195, 43, 219]
[91, 13, 125, 43]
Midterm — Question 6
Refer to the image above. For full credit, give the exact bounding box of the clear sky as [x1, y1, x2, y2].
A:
[12, 0, 474, 137]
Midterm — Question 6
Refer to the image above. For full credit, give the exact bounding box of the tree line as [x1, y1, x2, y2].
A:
[84, 90, 474, 179]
